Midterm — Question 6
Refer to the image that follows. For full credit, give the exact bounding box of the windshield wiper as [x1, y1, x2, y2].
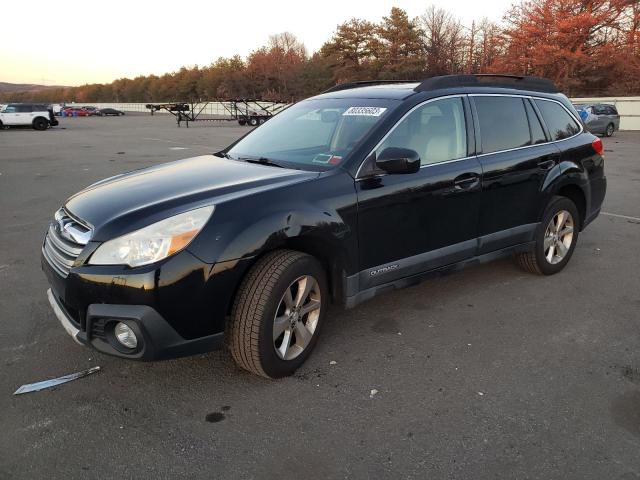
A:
[238, 157, 287, 168]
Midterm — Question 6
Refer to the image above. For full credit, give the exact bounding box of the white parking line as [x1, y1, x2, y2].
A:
[602, 212, 640, 222]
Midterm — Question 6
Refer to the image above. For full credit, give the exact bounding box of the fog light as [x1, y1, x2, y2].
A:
[114, 322, 137, 349]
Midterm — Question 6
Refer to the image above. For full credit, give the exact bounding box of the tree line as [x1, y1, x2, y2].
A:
[3, 0, 639, 104]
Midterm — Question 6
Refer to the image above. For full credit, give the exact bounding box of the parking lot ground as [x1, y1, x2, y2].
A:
[1, 116, 639, 479]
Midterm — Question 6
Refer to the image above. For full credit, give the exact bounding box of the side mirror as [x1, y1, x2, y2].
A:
[376, 147, 420, 174]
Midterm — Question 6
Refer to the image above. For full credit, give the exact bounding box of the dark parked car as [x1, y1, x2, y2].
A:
[574, 103, 620, 136]
[42, 75, 606, 378]
[99, 108, 125, 116]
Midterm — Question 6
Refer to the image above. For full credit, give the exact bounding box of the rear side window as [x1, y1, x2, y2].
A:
[15, 105, 33, 113]
[475, 96, 531, 153]
[535, 100, 581, 141]
[606, 106, 618, 115]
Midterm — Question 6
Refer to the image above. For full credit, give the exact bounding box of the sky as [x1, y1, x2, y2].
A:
[0, 0, 515, 86]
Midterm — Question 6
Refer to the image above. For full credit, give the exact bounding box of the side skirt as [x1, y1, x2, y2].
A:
[344, 241, 535, 309]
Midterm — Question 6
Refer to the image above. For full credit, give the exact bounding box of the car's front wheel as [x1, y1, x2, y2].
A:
[227, 250, 328, 378]
[516, 196, 580, 275]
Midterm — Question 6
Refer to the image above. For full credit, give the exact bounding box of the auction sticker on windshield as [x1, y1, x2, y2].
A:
[342, 107, 387, 116]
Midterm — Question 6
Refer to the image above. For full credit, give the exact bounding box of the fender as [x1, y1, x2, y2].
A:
[187, 171, 360, 299]
[539, 157, 591, 227]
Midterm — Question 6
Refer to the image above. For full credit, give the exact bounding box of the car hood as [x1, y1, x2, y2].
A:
[65, 155, 316, 241]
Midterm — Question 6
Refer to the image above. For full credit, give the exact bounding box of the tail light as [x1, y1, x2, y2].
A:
[592, 137, 604, 156]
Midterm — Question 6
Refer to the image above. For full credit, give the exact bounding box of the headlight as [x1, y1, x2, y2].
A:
[89, 206, 214, 267]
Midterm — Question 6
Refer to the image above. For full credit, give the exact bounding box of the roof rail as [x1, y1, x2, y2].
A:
[414, 74, 559, 93]
[322, 80, 417, 94]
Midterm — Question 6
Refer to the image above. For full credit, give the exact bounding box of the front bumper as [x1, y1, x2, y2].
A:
[42, 246, 254, 361]
[47, 287, 224, 360]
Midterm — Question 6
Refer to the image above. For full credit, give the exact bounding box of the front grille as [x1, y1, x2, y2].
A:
[42, 208, 91, 277]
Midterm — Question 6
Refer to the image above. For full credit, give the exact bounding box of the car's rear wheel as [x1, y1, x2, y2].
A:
[32, 118, 48, 131]
[249, 117, 258, 126]
[227, 250, 328, 378]
[516, 196, 580, 275]
[605, 123, 614, 137]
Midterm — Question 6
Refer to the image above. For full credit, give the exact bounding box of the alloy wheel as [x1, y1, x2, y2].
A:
[543, 210, 574, 264]
[273, 275, 321, 361]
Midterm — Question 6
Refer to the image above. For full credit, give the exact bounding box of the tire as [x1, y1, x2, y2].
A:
[249, 117, 258, 126]
[227, 250, 328, 378]
[238, 119, 246, 126]
[605, 123, 614, 137]
[258, 117, 266, 125]
[32, 118, 48, 131]
[516, 196, 580, 275]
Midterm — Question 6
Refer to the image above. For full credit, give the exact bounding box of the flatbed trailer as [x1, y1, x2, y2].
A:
[145, 100, 290, 127]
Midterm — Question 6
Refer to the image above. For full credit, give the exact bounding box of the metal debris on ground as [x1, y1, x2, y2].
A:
[370, 389, 378, 398]
[13, 366, 101, 395]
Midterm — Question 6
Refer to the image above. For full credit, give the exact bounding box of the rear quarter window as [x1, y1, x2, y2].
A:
[475, 96, 531, 154]
[534, 99, 581, 141]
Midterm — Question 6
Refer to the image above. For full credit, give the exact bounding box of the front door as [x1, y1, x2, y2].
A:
[355, 96, 482, 290]
[0, 105, 22, 125]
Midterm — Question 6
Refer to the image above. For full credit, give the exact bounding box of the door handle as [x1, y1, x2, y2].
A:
[453, 173, 480, 190]
[537, 159, 556, 170]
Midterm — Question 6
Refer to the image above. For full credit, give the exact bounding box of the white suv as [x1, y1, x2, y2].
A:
[0, 103, 58, 130]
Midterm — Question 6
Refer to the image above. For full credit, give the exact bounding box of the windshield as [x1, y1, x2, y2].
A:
[226, 98, 399, 170]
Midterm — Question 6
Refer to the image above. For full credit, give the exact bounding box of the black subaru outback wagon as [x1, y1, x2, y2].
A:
[42, 75, 606, 378]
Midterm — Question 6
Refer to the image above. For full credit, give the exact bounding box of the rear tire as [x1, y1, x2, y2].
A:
[516, 196, 580, 275]
[249, 117, 258, 126]
[33, 118, 48, 130]
[226, 250, 328, 378]
[605, 123, 614, 137]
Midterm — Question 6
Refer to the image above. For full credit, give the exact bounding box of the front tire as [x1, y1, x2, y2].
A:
[516, 196, 580, 275]
[227, 250, 328, 378]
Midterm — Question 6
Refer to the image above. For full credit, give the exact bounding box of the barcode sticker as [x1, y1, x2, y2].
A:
[343, 107, 387, 117]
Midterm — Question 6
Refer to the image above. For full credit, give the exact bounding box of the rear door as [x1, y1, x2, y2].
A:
[591, 105, 608, 133]
[471, 95, 560, 254]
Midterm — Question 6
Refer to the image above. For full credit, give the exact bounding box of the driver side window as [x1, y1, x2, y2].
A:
[377, 97, 467, 166]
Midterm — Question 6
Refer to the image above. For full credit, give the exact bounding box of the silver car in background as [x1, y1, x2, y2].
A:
[574, 103, 620, 137]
